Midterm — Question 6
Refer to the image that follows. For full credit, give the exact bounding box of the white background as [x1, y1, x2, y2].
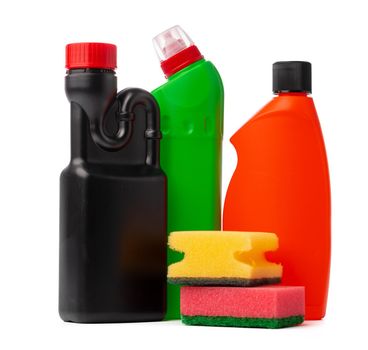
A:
[0, 0, 367, 348]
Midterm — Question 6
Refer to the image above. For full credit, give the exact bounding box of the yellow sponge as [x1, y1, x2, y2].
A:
[168, 231, 282, 286]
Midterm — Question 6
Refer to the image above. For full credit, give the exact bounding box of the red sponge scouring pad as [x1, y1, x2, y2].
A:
[181, 286, 305, 328]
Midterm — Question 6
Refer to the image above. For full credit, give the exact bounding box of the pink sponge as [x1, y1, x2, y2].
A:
[181, 286, 305, 328]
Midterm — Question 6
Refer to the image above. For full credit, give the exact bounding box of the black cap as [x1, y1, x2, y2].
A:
[273, 61, 311, 94]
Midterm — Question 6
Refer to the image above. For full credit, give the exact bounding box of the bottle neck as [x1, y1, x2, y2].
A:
[161, 45, 203, 78]
[276, 92, 309, 97]
[167, 58, 204, 81]
[67, 68, 116, 75]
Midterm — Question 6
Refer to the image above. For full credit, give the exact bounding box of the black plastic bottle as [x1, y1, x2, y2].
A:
[59, 43, 167, 323]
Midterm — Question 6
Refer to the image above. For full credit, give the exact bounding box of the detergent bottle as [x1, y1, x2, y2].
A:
[224, 61, 330, 320]
[59, 43, 167, 323]
[152, 26, 224, 319]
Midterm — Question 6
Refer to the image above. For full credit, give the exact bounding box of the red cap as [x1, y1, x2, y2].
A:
[161, 45, 203, 78]
[66, 42, 117, 70]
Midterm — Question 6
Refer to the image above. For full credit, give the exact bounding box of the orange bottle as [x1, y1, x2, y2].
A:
[223, 61, 330, 320]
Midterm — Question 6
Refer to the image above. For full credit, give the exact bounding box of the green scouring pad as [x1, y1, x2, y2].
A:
[182, 315, 304, 329]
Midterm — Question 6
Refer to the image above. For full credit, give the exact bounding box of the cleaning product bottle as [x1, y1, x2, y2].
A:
[223, 61, 330, 320]
[59, 42, 167, 323]
[152, 26, 224, 319]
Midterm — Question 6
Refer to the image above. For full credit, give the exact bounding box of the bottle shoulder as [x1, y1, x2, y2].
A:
[61, 160, 165, 180]
[231, 96, 324, 148]
[152, 60, 223, 97]
[254, 95, 317, 120]
[152, 60, 224, 139]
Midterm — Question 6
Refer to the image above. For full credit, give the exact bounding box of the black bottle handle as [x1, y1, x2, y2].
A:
[65, 72, 161, 165]
[116, 88, 162, 168]
[89, 87, 162, 167]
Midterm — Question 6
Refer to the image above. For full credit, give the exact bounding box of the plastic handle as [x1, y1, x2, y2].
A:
[116, 88, 162, 167]
[89, 95, 132, 152]
[65, 71, 161, 164]
[84, 87, 160, 163]
[90, 88, 162, 166]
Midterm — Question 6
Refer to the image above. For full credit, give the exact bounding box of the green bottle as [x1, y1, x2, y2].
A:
[152, 25, 224, 320]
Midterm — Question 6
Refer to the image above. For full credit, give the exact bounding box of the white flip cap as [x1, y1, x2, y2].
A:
[153, 25, 194, 62]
